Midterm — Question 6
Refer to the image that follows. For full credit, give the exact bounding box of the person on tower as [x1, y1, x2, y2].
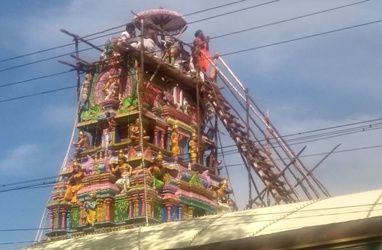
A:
[192, 29, 210, 74]
[119, 23, 136, 43]
[134, 22, 163, 57]
[192, 29, 219, 81]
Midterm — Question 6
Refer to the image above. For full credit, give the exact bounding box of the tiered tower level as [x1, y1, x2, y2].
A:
[46, 8, 328, 239]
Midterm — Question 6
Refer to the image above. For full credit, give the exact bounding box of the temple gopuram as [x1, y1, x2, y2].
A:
[47, 9, 233, 238]
[25, 8, 382, 250]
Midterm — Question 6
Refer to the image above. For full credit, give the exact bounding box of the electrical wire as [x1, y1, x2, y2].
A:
[0, 181, 55, 193]
[222, 143, 382, 167]
[0, 240, 36, 245]
[2, 141, 382, 194]
[1, 14, 379, 81]
[0, 117, 377, 186]
[210, 0, 371, 40]
[0, 70, 74, 88]
[0, 85, 76, 103]
[187, 0, 280, 24]
[218, 126, 382, 157]
[0, 176, 56, 188]
[0, 1, 373, 76]
[0, 46, 99, 73]
[0, 228, 50, 232]
[184, 0, 255, 17]
[221, 19, 382, 57]
[176, 120, 382, 158]
[1, 15, 380, 102]
[0, 0, 258, 64]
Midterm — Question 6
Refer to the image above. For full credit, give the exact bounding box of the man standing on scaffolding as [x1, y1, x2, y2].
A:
[192, 30, 210, 74]
[192, 30, 218, 81]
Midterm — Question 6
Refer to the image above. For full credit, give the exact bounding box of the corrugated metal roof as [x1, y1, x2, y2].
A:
[24, 188, 382, 250]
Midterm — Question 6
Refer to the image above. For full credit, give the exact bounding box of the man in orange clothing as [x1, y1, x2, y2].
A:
[192, 29, 210, 73]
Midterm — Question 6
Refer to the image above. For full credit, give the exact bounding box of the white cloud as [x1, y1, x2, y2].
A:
[0, 144, 41, 176]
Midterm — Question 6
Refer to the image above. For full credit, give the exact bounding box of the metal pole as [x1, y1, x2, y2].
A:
[252, 145, 306, 204]
[74, 37, 80, 100]
[138, 19, 149, 226]
[215, 56, 324, 198]
[196, 80, 202, 165]
[245, 89, 252, 205]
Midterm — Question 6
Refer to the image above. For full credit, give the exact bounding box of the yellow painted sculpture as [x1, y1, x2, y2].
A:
[64, 161, 84, 203]
[84, 192, 97, 226]
[171, 124, 180, 157]
[214, 179, 230, 204]
[189, 133, 198, 163]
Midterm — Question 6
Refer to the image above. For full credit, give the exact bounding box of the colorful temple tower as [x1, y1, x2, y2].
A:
[44, 8, 329, 241]
[46, 9, 232, 238]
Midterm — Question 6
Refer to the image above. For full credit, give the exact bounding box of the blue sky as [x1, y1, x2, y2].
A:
[1, 0, 382, 249]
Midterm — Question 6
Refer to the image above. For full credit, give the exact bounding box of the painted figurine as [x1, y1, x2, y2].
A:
[171, 124, 181, 157]
[84, 192, 97, 226]
[189, 133, 198, 163]
[64, 161, 84, 203]
[129, 118, 149, 142]
[73, 131, 90, 155]
[80, 73, 92, 105]
[150, 152, 165, 189]
[103, 73, 120, 101]
[214, 179, 231, 204]
[115, 151, 133, 193]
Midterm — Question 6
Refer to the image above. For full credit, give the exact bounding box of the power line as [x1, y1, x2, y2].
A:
[2, 14, 379, 78]
[2, 141, 380, 195]
[0, 181, 55, 193]
[211, 0, 371, 40]
[0, 46, 99, 73]
[0, 41, 74, 63]
[187, 0, 280, 24]
[0, 118, 379, 189]
[0, 1, 277, 72]
[0, 176, 56, 188]
[0, 1, 373, 75]
[0, 240, 36, 245]
[210, 119, 382, 154]
[221, 19, 382, 57]
[222, 143, 382, 166]
[0, 13, 377, 90]
[0, 0, 256, 64]
[0, 70, 74, 88]
[276, 117, 382, 140]
[0, 228, 50, 232]
[184, 0, 255, 17]
[0, 85, 76, 104]
[218, 125, 382, 157]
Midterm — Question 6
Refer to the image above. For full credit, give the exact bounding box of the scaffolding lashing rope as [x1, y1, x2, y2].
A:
[138, 18, 149, 226]
[200, 53, 302, 203]
[35, 102, 79, 242]
[218, 56, 327, 198]
[207, 54, 326, 199]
